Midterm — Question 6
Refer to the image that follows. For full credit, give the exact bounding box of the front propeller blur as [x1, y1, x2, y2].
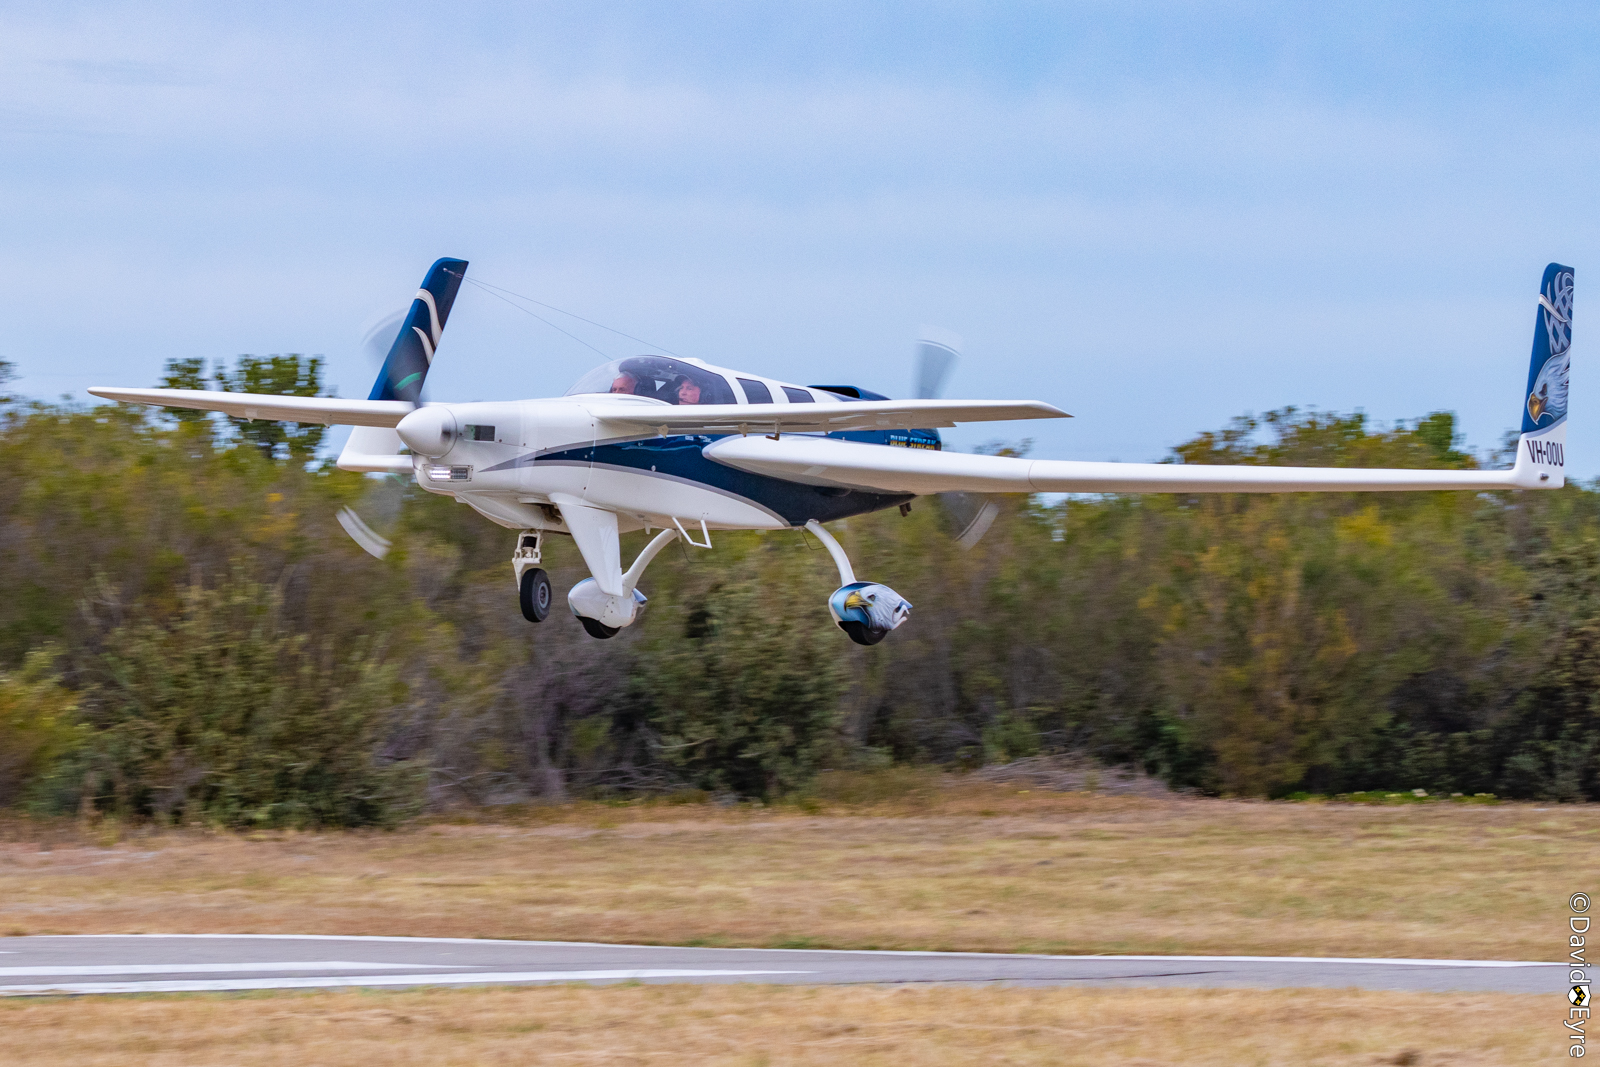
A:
[338, 306, 415, 559]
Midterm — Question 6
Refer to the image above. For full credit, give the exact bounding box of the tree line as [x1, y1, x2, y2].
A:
[0, 354, 1596, 826]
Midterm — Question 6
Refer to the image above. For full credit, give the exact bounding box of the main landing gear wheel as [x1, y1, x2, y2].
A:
[578, 616, 619, 640]
[520, 568, 552, 622]
[839, 621, 888, 646]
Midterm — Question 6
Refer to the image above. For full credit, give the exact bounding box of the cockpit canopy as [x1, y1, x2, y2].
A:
[566, 357, 737, 406]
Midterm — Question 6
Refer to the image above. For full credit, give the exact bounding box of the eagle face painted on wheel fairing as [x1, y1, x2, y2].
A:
[828, 582, 912, 634]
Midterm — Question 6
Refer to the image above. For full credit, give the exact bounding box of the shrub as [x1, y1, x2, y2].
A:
[0, 647, 82, 807]
[77, 573, 421, 827]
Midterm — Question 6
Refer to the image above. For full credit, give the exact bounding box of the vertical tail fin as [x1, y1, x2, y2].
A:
[367, 257, 468, 403]
[1512, 263, 1574, 487]
[340, 256, 466, 473]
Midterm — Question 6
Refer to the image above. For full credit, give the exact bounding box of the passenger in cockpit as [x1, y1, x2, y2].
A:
[610, 372, 639, 394]
[675, 377, 702, 405]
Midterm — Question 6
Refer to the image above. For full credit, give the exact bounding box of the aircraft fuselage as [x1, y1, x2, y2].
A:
[411, 397, 931, 536]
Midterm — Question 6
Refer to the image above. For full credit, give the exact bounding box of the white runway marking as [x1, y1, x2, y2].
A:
[0, 961, 455, 977]
[0, 936, 1556, 995]
[48, 935, 1562, 968]
[0, 969, 811, 997]
[1031, 955, 1559, 968]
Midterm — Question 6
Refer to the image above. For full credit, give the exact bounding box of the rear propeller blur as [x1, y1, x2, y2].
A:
[916, 327, 1001, 550]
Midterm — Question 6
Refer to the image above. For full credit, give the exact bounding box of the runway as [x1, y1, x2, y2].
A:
[0, 935, 1560, 996]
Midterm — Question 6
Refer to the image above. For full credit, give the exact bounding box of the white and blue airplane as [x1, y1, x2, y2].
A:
[91, 260, 1573, 645]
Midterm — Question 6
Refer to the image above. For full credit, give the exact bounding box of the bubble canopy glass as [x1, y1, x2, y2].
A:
[566, 357, 737, 406]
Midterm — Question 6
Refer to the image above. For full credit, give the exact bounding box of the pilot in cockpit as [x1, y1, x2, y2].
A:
[610, 372, 639, 394]
[675, 377, 702, 405]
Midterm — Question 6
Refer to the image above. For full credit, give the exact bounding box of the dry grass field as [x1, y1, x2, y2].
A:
[0, 985, 1548, 1066]
[0, 779, 1588, 960]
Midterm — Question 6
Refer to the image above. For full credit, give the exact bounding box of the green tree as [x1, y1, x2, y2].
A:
[159, 357, 214, 426]
[214, 354, 329, 460]
[628, 537, 848, 798]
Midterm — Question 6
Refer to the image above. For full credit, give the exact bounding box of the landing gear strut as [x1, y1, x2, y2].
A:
[805, 519, 913, 646]
[559, 504, 685, 638]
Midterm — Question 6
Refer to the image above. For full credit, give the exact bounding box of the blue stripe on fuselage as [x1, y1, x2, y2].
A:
[535, 430, 927, 526]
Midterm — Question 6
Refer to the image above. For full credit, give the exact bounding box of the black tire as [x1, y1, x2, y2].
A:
[519, 568, 552, 623]
[839, 621, 887, 646]
[579, 615, 619, 640]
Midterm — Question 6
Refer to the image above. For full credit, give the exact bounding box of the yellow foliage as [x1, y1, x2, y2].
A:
[1336, 505, 1394, 548]
[0, 648, 80, 806]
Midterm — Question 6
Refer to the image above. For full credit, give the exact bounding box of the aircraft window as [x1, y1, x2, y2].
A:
[566, 357, 736, 405]
[738, 379, 773, 404]
[462, 424, 496, 441]
[781, 386, 815, 404]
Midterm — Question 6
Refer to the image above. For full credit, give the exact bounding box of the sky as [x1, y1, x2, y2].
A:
[4, 1, 1598, 470]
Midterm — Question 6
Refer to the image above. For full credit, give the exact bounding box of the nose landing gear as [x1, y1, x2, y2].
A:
[513, 532, 551, 623]
[805, 519, 912, 646]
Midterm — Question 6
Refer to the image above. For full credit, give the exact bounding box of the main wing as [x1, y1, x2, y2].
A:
[582, 397, 1069, 434]
[703, 261, 1577, 497]
[88, 391, 1067, 434]
[702, 434, 1550, 494]
[86, 387, 413, 427]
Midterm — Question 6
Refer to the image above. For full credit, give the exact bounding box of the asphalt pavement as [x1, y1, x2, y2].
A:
[0, 935, 1561, 996]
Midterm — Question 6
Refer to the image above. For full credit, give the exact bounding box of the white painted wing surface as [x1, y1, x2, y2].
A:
[582, 397, 1069, 434]
[702, 435, 1541, 494]
[87, 388, 414, 428]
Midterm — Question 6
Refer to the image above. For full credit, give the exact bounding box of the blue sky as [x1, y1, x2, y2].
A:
[4, 1, 1598, 468]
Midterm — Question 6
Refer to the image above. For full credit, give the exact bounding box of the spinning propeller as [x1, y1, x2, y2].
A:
[915, 327, 1001, 550]
[335, 257, 470, 558]
[335, 309, 410, 558]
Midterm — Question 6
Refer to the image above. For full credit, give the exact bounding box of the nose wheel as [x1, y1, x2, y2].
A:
[513, 531, 552, 623]
[520, 567, 552, 622]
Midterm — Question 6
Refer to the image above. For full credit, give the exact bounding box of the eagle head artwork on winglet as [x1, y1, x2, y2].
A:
[1529, 268, 1574, 425]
